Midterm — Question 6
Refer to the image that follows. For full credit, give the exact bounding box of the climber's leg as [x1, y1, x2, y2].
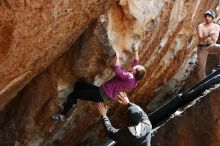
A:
[52, 81, 104, 121]
[61, 91, 78, 116]
[61, 81, 102, 115]
[73, 81, 103, 102]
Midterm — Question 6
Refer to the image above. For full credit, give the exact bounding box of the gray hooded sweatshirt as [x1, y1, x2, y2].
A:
[102, 103, 152, 146]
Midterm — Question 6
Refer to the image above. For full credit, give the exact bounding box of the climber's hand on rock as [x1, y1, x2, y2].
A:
[133, 40, 141, 51]
[115, 50, 120, 58]
[115, 50, 120, 65]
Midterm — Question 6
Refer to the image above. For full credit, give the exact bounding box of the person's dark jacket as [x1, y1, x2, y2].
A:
[102, 103, 152, 146]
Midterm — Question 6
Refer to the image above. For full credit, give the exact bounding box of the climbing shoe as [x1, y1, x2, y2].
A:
[52, 114, 65, 122]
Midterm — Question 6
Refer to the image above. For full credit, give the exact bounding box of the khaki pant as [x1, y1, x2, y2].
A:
[197, 44, 220, 80]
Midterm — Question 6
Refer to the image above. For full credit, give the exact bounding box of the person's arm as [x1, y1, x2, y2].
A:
[102, 115, 121, 140]
[114, 51, 132, 80]
[97, 103, 120, 141]
[133, 40, 140, 61]
[211, 24, 220, 43]
[118, 92, 152, 132]
[115, 50, 120, 66]
[197, 24, 215, 42]
[132, 41, 141, 67]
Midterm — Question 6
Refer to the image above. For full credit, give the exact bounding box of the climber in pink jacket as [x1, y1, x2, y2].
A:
[52, 41, 146, 121]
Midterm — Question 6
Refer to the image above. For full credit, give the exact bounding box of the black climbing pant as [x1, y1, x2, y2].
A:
[61, 81, 104, 116]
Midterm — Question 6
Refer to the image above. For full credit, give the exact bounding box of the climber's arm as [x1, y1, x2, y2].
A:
[132, 41, 141, 66]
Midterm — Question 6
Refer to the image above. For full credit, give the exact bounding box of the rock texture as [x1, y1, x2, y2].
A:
[0, 0, 114, 110]
[0, 0, 220, 146]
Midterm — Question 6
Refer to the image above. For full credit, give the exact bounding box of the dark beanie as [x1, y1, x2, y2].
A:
[127, 105, 143, 125]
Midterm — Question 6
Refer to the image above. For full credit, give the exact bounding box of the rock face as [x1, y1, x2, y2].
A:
[0, 0, 114, 110]
[0, 0, 220, 146]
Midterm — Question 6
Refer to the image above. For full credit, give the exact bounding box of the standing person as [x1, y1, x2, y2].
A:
[197, 10, 220, 80]
[52, 41, 146, 121]
[97, 92, 152, 146]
